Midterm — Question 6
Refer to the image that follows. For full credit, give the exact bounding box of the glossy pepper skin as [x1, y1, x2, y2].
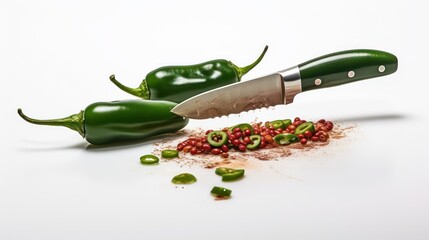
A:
[17, 100, 188, 145]
[109, 46, 268, 103]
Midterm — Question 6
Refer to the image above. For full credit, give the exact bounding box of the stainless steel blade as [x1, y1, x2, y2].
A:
[171, 73, 286, 119]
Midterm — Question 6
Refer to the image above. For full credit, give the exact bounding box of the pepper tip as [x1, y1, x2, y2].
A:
[17, 108, 24, 117]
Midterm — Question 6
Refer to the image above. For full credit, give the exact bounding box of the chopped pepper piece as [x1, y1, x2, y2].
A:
[282, 119, 292, 128]
[246, 135, 261, 150]
[273, 133, 299, 145]
[171, 173, 197, 184]
[294, 122, 315, 135]
[215, 167, 245, 181]
[210, 186, 232, 197]
[140, 154, 159, 165]
[161, 149, 179, 158]
[270, 120, 286, 129]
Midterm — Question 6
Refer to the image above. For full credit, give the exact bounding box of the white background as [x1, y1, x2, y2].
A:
[2, 0, 429, 239]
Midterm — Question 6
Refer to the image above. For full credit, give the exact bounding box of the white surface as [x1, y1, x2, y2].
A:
[2, 0, 429, 239]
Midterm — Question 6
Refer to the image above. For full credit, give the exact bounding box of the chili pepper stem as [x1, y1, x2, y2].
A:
[109, 74, 150, 99]
[231, 45, 268, 80]
[17, 108, 85, 137]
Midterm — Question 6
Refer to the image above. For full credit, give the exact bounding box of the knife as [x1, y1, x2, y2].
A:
[171, 49, 398, 119]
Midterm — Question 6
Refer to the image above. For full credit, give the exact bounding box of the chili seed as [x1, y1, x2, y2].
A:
[234, 131, 242, 139]
[325, 121, 334, 130]
[238, 144, 247, 152]
[202, 143, 211, 152]
[264, 135, 273, 143]
[177, 144, 184, 151]
[244, 129, 252, 136]
[232, 139, 241, 146]
[183, 145, 192, 153]
[293, 120, 302, 127]
[211, 148, 221, 155]
[260, 131, 269, 136]
[228, 134, 236, 141]
[304, 130, 313, 138]
[287, 124, 296, 131]
[221, 144, 229, 152]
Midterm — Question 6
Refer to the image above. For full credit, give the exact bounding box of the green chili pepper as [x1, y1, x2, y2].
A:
[161, 149, 179, 158]
[171, 173, 197, 184]
[17, 100, 188, 145]
[140, 154, 159, 165]
[210, 186, 232, 197]
[294, 122, 315, 135]
[207, 131, 228, 147]
[273, 133, 299, 145]
[246, 135, 261, 150]
[215, 167, 245, 181]
[229, 123, 254, 135]
[109, 46, 268, 103]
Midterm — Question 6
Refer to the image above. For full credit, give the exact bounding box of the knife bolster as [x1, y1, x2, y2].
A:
[279, 66, 302, 104]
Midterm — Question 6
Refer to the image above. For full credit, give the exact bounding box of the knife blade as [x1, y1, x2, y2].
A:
[171, 49, 398, 119]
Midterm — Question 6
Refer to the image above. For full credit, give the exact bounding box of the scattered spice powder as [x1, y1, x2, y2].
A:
[153, 120, 356, 169]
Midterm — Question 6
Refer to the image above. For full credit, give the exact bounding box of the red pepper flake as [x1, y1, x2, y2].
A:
[153, 119, 354, 168]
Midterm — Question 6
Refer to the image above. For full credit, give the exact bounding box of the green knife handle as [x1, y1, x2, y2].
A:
[298, 49, 398, 92]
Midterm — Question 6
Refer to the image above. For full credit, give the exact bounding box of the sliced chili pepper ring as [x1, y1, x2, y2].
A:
[270, 120, 285, 129]
[229, 123, 254, 135]
[171, 173, 197, 184]
[273, 133, 299, 145]
[294, 122, 315, 135]
[246, 135, 261, 150]
[140, 154, 159, 165]
[282, 119, 292, 128]
[215, 167, 245, 181]
[207, 131, 228, 147]
[210, 186, 232, 197]
[161, 149, 179, 158]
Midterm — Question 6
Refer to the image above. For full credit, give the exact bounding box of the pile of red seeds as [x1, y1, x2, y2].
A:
[176, 117, 334, 158]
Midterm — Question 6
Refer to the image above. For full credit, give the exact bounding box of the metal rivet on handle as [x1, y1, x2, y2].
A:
[314, 78, 322, 86]
[348, 71, 355, 78]
[378, 65, 386, 73]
